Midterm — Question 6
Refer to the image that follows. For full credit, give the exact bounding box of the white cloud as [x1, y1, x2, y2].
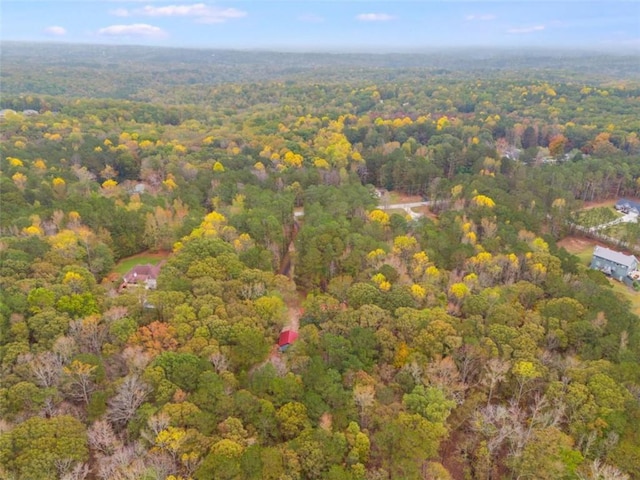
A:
[44, 26, 67, 36]
[129, 3, 246, 24]
[139, 3, 208, 16]
[196, 7, 247, 24]
[465, 14, 496, 21]
[356, 13, 395, 22]
[98, 23, 167, 37]
[507, 25, 545, 34]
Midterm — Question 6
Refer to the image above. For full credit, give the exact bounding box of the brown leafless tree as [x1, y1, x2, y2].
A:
[88, 420, 122, 456]
[69, 316, 108, 355]
[107, 375, 150, 428]
[578, 459, 629, 480]
[59, 461, 89, 480]
[482, 358, 511, 406]
[23, 351, 63, 387]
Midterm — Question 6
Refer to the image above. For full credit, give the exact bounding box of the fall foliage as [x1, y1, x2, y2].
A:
[1, 44, 639, 480]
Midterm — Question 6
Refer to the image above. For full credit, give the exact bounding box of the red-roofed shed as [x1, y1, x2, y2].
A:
[278, 330, 298, 350]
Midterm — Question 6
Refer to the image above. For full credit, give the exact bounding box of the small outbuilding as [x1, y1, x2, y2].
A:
[278, 330, 298, 351]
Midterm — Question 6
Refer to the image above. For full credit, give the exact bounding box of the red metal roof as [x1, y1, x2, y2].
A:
[278, 330, 298, 347]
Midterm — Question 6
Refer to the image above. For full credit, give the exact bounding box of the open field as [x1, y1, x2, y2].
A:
[557, 236, 597, 265]
[387, 192, 422, 204]
[112, 251, 170, 275]
[601, 223, 627, 238]
[609, 281, 640, 315]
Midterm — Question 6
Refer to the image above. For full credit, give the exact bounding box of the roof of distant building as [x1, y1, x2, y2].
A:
[616, 198, 640, 211]
[593, 246, 638, 267]
[122, 263, 162, 283]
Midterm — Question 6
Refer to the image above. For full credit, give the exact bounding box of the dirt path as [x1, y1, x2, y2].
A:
[556, 236, 598, 254]
[262, 293, 304, 364]
[285, 294, 304, 332]
[582, 199, 616, 210]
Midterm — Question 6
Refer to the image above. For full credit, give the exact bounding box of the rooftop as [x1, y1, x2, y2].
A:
[616, 198, 640, 211]
[593, 246, 638, 267]
[122, 263, 163, 283]
[278, 330, 298, 347]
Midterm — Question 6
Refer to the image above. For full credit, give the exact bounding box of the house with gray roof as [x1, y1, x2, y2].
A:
[615, 198, 640, 215]
[590, 246, 638, 282]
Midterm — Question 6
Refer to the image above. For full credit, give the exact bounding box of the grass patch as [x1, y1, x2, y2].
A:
[383, 208, 409, 217]
[386, 191, 422, 204]
[608, 280, 640, 316]
[558, 237, 596, 265]
[113, 252, 168, 275]
[601, 224, 625, 239]
[387, 191, 404, 204]
[574, 248, 594, 266]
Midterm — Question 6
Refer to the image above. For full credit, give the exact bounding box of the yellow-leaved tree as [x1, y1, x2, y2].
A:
[471, 194, 496, 209]
[368, 209, 390, 227]
[12, 172, 27, 190]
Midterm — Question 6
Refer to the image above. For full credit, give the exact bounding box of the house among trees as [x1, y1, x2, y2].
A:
[278, 330, 298, 351]
[615, 198, 640, 215]
[590, 246, 639, 283]
[120, 262, 164, 290]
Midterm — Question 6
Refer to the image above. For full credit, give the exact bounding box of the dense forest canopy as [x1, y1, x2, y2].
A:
[1, 42, 640, 480]
[2, 42, 639, 99]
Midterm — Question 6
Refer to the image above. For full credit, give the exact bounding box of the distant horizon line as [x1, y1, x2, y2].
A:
[2, 39, 639, 56]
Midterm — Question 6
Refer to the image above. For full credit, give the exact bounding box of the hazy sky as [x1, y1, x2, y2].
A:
[2, 1, 639, 52]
